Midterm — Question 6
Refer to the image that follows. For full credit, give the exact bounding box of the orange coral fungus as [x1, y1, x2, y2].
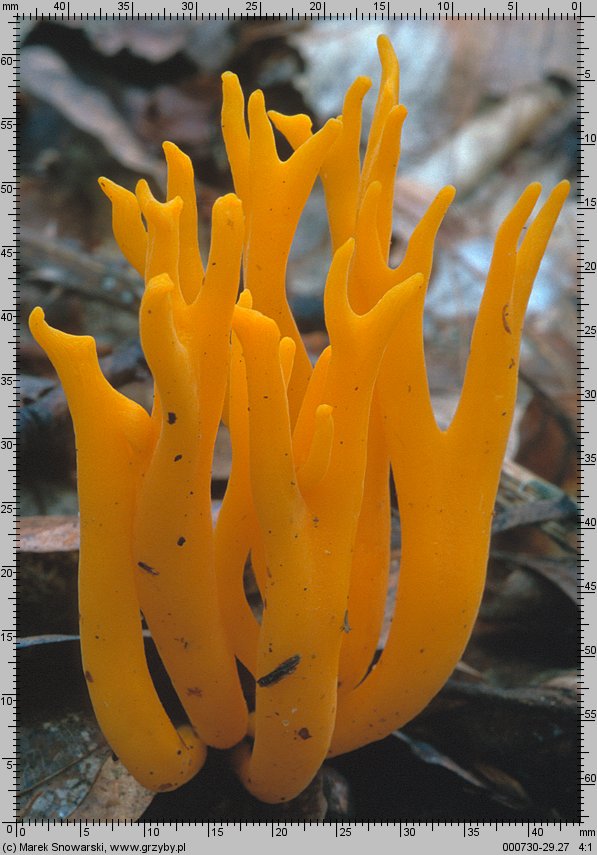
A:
[30, 36, 568, 803]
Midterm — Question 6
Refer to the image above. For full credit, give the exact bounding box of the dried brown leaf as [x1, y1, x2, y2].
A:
[491, 496, 578, 535]
[474, 764, 532, 811]
[540, 671, 578, 694]
[516, 389, 578, 495]
[69, 756, 154, 821]
[410, 80, 568, 195]
[136, 85, 213, 150]
[19, 516, 80, 554]
[493, 551, 577, 605]
[65, 19, 233, 69]
[393, 730, 488, 791]
[19, 712, 109, 820]
[21, 46, 164, 183]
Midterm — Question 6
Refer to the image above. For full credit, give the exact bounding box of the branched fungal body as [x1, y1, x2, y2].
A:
[30, 36, 568, 804]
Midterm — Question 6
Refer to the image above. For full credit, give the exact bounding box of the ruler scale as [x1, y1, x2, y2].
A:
[1, 0, 592, 847]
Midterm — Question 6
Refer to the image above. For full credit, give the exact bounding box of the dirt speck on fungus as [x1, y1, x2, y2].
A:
[257, 654, 301, 687]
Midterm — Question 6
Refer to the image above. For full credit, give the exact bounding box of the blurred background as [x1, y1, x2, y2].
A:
[20, 18, 577, 513]
[18, 19, 579, 822]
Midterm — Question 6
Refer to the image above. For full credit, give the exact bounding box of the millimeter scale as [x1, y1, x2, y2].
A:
[0, 1, 593, 850]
